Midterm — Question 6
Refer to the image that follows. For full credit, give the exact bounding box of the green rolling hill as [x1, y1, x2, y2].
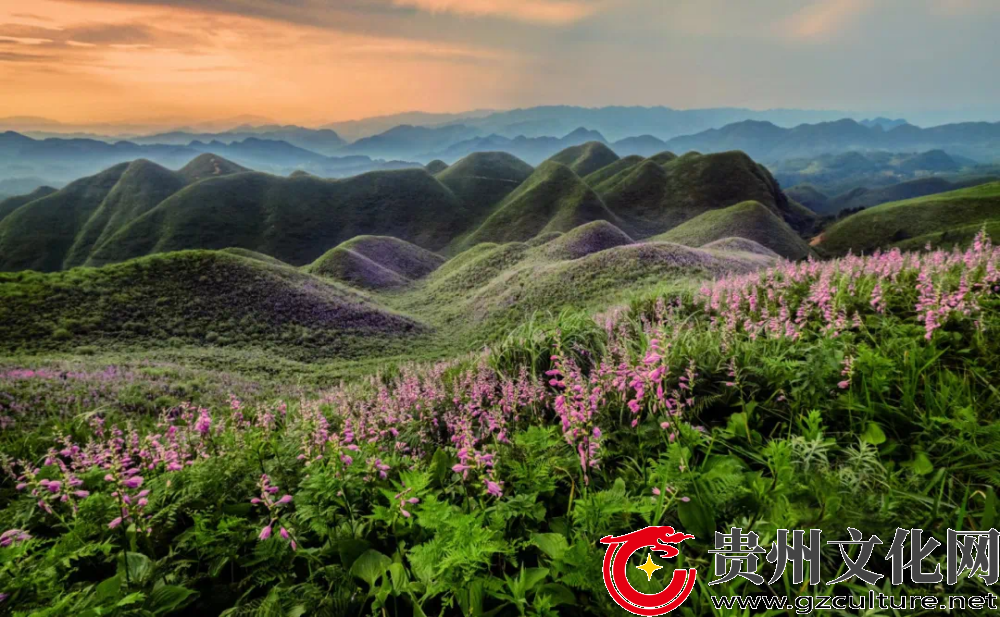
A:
[537, 220, 634, 260]
[425, 160, 449, 174]
[0, 250, 425, 358]
[818, 181, 1000, 255]
[582, 154, 644, 187]
[434, 151, 534, 212]
[64, 160, 190, 268]
[545, 141, 620, 177]
[86, 168, 470, 267]
[0, 186, 57, 224]
[650, 200, 812, 260]
[595, 150, 812, 238]
[0, 163, 130, 272]
[308, 235, 445, 290]
[454, 161, 619, 249]
[179, 153, 250, 182]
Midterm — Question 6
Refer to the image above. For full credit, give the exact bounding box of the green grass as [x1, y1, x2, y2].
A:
[0, 186, 56, 224]
[178, 152, 249, 182]
[0, 163, 129, 272]
[596, 150, 814, 238]
[424, 159, 449, 174]
[819, 181, 1000, 255]
[307, 235, 445, 290]
[651, 200, 813, 259]
[545, 141, 620, 177]
[87, 168, 471, 267]
[434, 151, 534, 213]
[536, 219, 633, 260]
[452, 161, 619, 250]
[0, 250, 427, 361]
[824, 175, 1000, 214]
[581, 154, 644, 187]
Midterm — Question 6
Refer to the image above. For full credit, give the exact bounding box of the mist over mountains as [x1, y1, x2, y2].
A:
[3, 106, 1000, 203]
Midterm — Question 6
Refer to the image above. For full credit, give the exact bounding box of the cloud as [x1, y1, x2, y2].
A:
[390, 0, 602, 25]
[783, 0, 869, 40]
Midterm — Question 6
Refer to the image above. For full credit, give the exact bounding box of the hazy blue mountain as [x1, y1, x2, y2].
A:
[611, 135, 669, 157]
[342, 124, 483, 159]
[664, 119, 1000, 162]
[426, 128, 608, 164]
[133, 126, 346, 156]
[0, 132, 419, 183]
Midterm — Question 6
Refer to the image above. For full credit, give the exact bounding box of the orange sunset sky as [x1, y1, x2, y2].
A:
[1, 0, 999, 128]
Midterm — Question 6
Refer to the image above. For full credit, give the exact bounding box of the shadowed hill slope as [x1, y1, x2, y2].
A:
[425, 160, 449, 174]
[308, 235, 445, 290]
[651, 201, 812, 260]
[87, 168, 470, 267]
[819, 182, 1000, 255]
[582, 155, 644, 188]
[0, 163, 130, 272]
[454, 161, 619, 249]
[0, 186, 57, 224]
[0, 250, 425, 357]
[824, 176, 1000, 215]
[596, 150, 812, 238]
[434, 152, 534, 212]
[785, 184, 830, 213]
[64, 160, 189, 268]
[546, 142, 620, 178]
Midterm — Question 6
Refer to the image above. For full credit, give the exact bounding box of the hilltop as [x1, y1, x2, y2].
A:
[818, 181, 1000, 254]
[822, 176, 1000, 215]
[434, 152, 534, 212]
[179, 153, 250, 182]
[595, 150, 812, 237]
[537, 220, 634, 261]
[85, 168, 470, 267]
[0, 250, 424, 358]
[0, 156, 248, 272]
[454, 161, 618, 249]
[650, 200, 812, 260]
[0, 186, 57, 223]
[582, 154, 644, 187]
[545, 141, 620, 177]
[308, 235, 445, 290]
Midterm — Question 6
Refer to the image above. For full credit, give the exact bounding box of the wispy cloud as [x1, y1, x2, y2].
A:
[782, 0, 869, 40]
[390, 0, 603, 25]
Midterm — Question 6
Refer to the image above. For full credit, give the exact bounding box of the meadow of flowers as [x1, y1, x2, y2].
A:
[2, 233, 999, 615]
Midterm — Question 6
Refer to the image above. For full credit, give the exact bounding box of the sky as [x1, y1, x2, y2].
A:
[1, 0, 999, 128]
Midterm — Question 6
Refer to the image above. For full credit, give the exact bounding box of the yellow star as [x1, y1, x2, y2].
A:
[636, 553, 663, 582]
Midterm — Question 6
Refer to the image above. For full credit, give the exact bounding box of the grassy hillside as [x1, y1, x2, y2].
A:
[64, 160, 189, 268]
[424, 159, 449, 174]
[819, 181, 1000, 254]
[785, 184, 830, 213]
[0, 186, 57, 224]
[220, 247, 290, 265]
[178, 153, 249, 182]
[702, 236, 781, 257]
[87, 168, 470, 267]
[651, 200, 813, 259]
[825, 175, 1000, 214]
[308, 235, 445, 290]
[0, 163, 129, 272]
[596, 150, 812, 238]
[454, 161, 619, 248]
[581, 154, 644, 187]
[537, 219, 634, 260]
[434, 151, 533, 212]
[0, 250, 424, 358]
[545, 141, 620, 177]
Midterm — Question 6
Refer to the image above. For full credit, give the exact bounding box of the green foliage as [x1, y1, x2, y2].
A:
[820, 181, 1000, 254]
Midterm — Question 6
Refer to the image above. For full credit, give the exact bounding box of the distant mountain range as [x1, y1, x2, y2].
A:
[662, 119, 1000, 162]
[0, 131, 418, 185]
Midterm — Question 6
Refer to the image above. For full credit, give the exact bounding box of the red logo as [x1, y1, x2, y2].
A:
[600, 526, 697, 615]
